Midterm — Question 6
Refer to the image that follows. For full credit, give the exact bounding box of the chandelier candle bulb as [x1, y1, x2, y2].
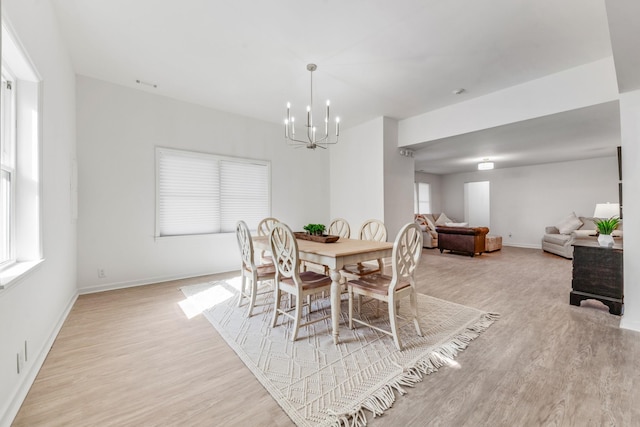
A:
[336, 117, 340, 136]
[284, 63, 339, 149]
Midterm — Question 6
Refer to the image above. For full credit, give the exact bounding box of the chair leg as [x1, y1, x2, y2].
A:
[246, 273, 258, 317]
[237, 273, 247, 307]
[410, 290, 423, 337]
[348, 287, 354, 329]
[291, 292, 303, 341]
[271, 287, 282, 327]
[388, 295, 403, 351]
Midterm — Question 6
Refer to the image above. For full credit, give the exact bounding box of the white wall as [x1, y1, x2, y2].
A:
[414, 172, 443, 214]
[329, 117, 384, 235]
[76, 76, 330, 292]
[619, 90, 640, 331]
[0, 1, 77, 425]
[383, 117, 415, 238]
[440, 156, 619, 248]
[399, 58, 619, 145]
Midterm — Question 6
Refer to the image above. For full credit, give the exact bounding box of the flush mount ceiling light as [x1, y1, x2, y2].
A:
[478, 159, 494, 170]
[284, 64, 340, 150]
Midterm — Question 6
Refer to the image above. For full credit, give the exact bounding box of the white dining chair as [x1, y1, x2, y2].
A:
[236, 220, 276, 317]
[328, 218, 351, 239]
[347, 222, 423, 350]
[269, 222, 333, 341]
[341, 219, 388, 279]
[257, 217, 279, 263]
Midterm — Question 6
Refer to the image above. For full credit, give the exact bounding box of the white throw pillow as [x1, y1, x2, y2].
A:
[556, 212, 583, 235]
[435, 213, 452, 225]
[445, 222, 469, 227]
[425, 216, 436, 231]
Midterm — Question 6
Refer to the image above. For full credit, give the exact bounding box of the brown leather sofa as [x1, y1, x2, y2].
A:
[436, 226, 490, 257]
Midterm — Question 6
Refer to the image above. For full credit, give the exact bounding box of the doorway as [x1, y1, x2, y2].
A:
[464, 181, 490, 227]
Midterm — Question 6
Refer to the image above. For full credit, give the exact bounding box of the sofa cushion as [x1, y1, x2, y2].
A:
[573, 229, 597, 238]
[445, 222, 469, 227]
[555, 212, 583, 235]
[424, 216, 436, 231]
[579, 216, 598, 232]
[544, 233, 572, 245]
[435, 213, 452, 225]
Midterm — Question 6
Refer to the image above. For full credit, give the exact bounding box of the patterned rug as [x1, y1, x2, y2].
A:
[180, 279, 498, 426]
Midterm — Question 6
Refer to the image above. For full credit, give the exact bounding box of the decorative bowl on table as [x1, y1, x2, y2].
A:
[294, 232, 340, 243]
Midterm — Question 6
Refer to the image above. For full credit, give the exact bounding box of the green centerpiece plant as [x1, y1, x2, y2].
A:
[303, 223, 326, 236]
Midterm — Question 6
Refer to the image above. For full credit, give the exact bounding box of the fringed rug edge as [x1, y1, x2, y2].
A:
[326, 312, 500, 427]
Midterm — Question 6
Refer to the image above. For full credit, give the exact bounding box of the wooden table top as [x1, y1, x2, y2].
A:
[253, 236, 392, 257]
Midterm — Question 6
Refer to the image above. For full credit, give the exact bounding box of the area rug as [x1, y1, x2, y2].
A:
[180, 279, 498, 427]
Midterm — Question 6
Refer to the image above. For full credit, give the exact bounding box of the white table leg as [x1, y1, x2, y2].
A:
[329, 268, 342, 344]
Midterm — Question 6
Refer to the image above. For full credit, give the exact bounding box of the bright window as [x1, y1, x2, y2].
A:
[156, 148, 270, 236]
[414, 182, 431, 214]
[0, 23, 42, 289]
[0, 72, 15, 265]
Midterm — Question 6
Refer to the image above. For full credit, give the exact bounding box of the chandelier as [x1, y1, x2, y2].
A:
[284, 64, 340, 149]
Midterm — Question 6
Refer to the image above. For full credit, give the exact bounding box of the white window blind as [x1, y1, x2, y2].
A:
[414, 182, 431, 214]
[220, 160, 270, 233]
[157, 148, 270, 237]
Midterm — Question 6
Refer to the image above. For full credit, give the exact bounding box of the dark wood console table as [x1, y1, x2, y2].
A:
[570, 240, 623, 315]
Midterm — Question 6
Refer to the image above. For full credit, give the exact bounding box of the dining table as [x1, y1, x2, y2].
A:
[253, 235, 393, 344]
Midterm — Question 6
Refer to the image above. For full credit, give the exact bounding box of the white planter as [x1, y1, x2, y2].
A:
[598, 234, 614, 248]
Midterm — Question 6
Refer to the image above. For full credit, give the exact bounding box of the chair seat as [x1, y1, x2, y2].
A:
[283, 270, 332, 290]
[348, 274, 410, 296]
[341, 262, 381, 277]
[255, 263, 276, 277]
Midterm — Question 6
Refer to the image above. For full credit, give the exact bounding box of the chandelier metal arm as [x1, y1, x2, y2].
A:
[284, 63, 340, 149]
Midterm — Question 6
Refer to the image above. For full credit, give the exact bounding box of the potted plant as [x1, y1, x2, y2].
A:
[303, 223, 326, 236]
[594, 216, 620, 247]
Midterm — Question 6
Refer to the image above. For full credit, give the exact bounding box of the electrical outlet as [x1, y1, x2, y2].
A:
[97, 268, 106, 278]
[17, 349, 25, 374]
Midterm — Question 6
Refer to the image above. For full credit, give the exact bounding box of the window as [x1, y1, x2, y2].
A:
[1, 72, 15, 265]
[414, 182, 431, 214]
[0, 23, 42, 289]
[156, 148, 270, 237]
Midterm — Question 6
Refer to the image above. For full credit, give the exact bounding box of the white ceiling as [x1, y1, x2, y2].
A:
[49, 0, 619, 174]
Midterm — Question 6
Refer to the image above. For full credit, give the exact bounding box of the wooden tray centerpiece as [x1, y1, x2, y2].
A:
[294, 232, 340, 243]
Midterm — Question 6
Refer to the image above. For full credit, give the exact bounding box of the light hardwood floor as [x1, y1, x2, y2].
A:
[13, 247, 640, 426]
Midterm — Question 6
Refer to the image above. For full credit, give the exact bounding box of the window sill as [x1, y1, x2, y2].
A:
[0, 259, 44, 291]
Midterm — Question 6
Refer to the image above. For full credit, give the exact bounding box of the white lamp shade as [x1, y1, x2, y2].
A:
[593, 203, 620, 218]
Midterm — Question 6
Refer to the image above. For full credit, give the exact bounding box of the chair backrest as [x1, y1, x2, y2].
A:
[269, 222, 301, 281]
[390, 223, 423, 291]
[329, 218, 351, 238]
[359, 219, 387, 242]
[257, 217, 279, 236]
[236, 220, 255, 271]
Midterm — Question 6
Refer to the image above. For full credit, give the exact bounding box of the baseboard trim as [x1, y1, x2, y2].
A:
[620, 317, 640, 333]
[78, 270, 233, 295]
[1, 290, 78, 427]
[502, 243, 541, 249]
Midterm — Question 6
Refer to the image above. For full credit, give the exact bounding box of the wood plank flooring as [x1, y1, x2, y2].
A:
[12, 247, 640, 426]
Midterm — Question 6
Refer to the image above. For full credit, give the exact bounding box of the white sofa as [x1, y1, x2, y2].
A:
[541, 213, 623, 259]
